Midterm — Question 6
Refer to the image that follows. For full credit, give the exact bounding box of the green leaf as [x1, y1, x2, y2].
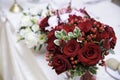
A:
[38, 45, 42, 50]
[89, 66, 98, 74]
[23, 12, 27, 16]
[68, 32, 74, 38]
[17, 36, 24, 42]
[54, 39, 60, 46]
[34, 46, 36, 50]
[74, 27, 80, 33]
[55, 31, 62, 39]
[102, 51, 105, 57]
[99, 39, 104, 46]
[61, 30, 67, 36]
[63, 36, 69, 40]
[19, 26, 27, 30]
[75, 64, 86, 76]
[89, 69, 96, 74]
[55, 30, 69, 41]
[70, 70, 75, 79]
[108, 49, 115, 54]
[61, 30, 69, 40]
[73, 27, 82, 38]
[31, 19, 36, 24]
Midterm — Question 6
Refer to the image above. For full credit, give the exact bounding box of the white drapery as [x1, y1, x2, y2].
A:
[0, 19, 48, 80]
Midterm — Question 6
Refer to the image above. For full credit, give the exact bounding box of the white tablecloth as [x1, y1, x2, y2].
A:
[0, 0, 120, 80]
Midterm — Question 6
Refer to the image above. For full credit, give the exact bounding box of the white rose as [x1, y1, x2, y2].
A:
[20, 15, 32, 27]
[32, 24, 39, 32]
[25, 32, 38, 48]
[20, 27, 32, 37]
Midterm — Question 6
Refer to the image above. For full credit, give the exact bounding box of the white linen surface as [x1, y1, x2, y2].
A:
[0, 20, 48, 80]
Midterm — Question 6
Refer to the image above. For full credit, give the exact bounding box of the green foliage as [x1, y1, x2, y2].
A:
[99, 39, 104, 46]
[55, 31, 62, 39]
[68, 65, 98, 79]
[31, 19, 36, 24]
[38, 44, 42, 50]
[73, 27, 82, 37]
[54, 39, 60, 46]
[19, 26, 27, 30]
[76, 64, 88, 76]
[17, 36, 24, 42]
[68, 64, 87, 79]
[55, 30, 68, 40]
[69, 70, 75, 79]
[108, 49, 115, 54]
[88, 66, 98, 74]
[54, 27, 82, 46]
[23, 12, 27, 16]
[68, 27, 82, 39]
[68, 32, 74, 39]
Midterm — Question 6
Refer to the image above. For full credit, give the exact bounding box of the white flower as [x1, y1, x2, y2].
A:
[70, 9, 85, 17]
[25, 32, 39, 48]
[20, 15, 32, 27]
[29, 7, 42, 16]
[38, 34, 47, 44]
[31, 24, 39, 32]
[47, 13, 69, 31]
[19, 27, 31, 37]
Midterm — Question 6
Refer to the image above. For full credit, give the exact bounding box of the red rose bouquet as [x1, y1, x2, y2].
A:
[45, 8, 117, 80]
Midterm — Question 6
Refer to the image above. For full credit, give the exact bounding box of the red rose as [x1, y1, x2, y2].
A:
[105, 26, 117, 49]
[56, 23, 74, 33]
[68, 15, 82, 24]
[96, 26, 117, 49]
[55, 23, 65, 30]
[78, 19, 92, 33]
[52, 55, 72, 74]
[47, 29, 56, 43]
[103, 39, 110, 50]
[39, 16, 49, 32]
[47, 29, 61, 53]
[105, 26, 115, 38]
[78, 43, 102, 66]
[95, 31, 109, 42]
[63, 39, 80, 57]
[47, 41, 61, 54]
[63, 25, 75, 33]
[110, 35, 117, 49]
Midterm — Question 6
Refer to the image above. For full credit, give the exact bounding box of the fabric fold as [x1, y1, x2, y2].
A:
[0, 20, 48, 80]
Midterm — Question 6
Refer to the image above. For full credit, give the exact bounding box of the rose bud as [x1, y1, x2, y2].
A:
[71, 61, 75, 64]
[99, 26, 104, 32]
[93, 34, 96, 38]
[73, 65, 76, 68]
[93, 21, 97, 25]
[82, 32, 85, 37]
[70, 57, 74, 61]
[74, 60, 78, 64]
[78, 37, 84, 42]
[87, 35, 92, 40]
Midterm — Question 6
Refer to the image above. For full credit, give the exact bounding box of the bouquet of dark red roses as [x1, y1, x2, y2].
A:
[45, 8, 117, 79]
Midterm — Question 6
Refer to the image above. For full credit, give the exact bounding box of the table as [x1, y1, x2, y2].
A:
[0, 0, 120, 80]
